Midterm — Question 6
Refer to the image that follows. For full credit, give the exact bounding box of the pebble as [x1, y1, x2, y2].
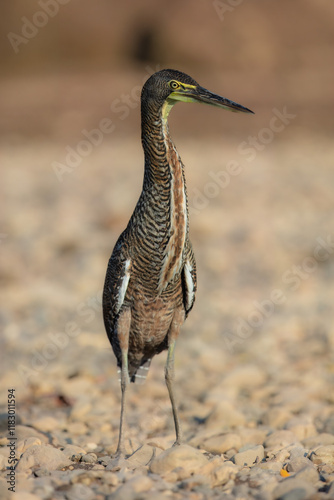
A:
[284, 416, 317, 441]
[293, 466, 319, 485]
[273, 477, 316, 499]
[210, 461, 239, 487]
[261, 408, 293, 428]
[205, 401, 246, 429]
[17, 437, 43, 456]
[33, 416, 61, 433]
[233, 445, 264, 466]
[238, 427, 269, 447]
[65, 422, 88, 435]
[106, 475, 154, 500]
[286, 456, 314, 473]
[13, 425, 49, 443]
[302, 433, 334, 448]
[180, 474, 211, 490]
[16, 444, 73, 471]
[264, 431, 299, 449]
[149, 445, 208, 475]
[65, 484, 95, 500]
[61, 445, 87, 459]
[310, 445, 334, 465]
[3, 135, 334, 499]
[200, 432, 241, 454]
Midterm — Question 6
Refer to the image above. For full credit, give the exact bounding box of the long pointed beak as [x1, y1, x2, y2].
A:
[171, 85, 254, 114]
[189, 86, 254, 114]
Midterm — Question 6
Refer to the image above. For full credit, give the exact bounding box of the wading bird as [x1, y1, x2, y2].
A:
[103, 69, 253, 456]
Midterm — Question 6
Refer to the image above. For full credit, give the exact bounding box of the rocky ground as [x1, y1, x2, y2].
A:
[1, 120, 334, 498]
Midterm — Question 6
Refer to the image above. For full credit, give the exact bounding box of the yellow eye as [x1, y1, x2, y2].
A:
[169, 81, 179, 90]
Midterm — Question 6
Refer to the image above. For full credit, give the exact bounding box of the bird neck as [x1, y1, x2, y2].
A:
[141, 104, 180, 185]
[140, 103, 189, 289]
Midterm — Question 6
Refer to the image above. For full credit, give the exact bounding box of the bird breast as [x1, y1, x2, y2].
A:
[158, 135, 188, 292]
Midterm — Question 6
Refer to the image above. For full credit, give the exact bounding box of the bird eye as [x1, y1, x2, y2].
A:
[169, 81, 179, 90]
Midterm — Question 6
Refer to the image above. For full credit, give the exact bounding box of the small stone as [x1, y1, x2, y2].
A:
[273, 477, 316, 499]
[286, 456, 314, 473]
[70, 400, 92, 419]
[180, 474, 211, 490]
[16, 444, 72, 471]
[33, 468, 51, 477]
[262, 408, 293, 428]
[33, 416, 61, 433]
[264, 430, 299, 449]
[211, 461, 238, 487]
[71, 453, 85, 463]
[284, 416, 317, 441]
[61, 445, 87, 459]
[288, 446, 308, 460]
[302, 433, 334, 448]
[17, 437, 42, 456]
[110, 484, 136, 500]
[128, 475, 153, 493]
[205, 401, 246, 429]
[201, 432, 242, 454]
[66, 484, 95, 500]
[310, 445, 334, 465]
[293, 466, 319, 485]
[238, 427, 268, 447]
[256, 460, 283, 472]
[149, 444, 208, 475]
[81, 453, 97, 464]
[86, 442, 98, 451]
[13, 425, 48, 443]
[65, 422, 88, 435]
[233, 445, 264, 466]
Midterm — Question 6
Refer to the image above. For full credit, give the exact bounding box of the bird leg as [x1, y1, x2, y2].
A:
[116, 349, 129, 457]
[115, 308, 131, 457]
[165, 308, 185, 446]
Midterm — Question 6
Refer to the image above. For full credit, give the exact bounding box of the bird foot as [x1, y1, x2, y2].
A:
[106, 451, 128, 471]
[172, 439, 182, 447]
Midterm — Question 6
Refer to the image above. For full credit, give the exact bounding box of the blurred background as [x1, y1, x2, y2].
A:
[1, 0, 334, 448]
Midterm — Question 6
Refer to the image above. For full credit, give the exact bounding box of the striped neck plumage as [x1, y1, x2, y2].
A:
[141, 99, 189, 290]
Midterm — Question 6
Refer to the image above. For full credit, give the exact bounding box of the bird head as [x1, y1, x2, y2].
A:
[141, 69, 254, 120]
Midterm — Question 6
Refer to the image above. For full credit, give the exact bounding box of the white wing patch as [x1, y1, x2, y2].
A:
[184, 260, 195, 312]
[115, 259, 131, 315]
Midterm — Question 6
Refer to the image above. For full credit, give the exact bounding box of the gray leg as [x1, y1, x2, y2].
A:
[165, 339, 183, 445]
[114, 308, 131, 458]
[116, 349, 129, 456]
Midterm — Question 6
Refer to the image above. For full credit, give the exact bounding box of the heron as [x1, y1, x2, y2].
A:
[103, 69, 253, 456]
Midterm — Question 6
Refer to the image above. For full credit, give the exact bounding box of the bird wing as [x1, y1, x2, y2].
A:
[182, 241, 197, 317]
[103, 232, 132, 334]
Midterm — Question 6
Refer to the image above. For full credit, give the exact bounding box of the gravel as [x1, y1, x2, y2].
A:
[1, 129, 334, 499]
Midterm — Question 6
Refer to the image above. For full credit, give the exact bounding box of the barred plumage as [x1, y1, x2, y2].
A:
[102, 69, 253, 457]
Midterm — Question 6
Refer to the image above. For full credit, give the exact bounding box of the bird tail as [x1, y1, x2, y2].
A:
[130, 358, 152, 384]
